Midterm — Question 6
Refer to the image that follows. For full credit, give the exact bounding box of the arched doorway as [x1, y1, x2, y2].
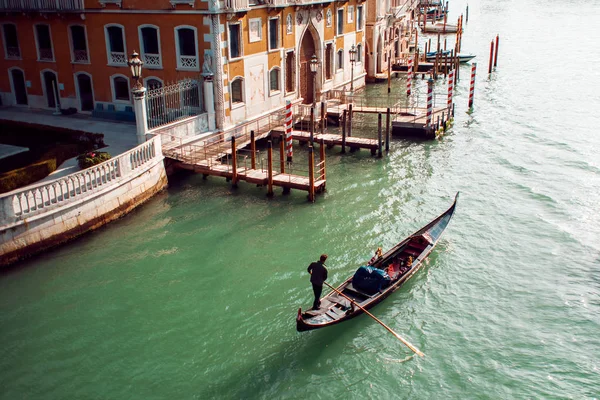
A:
[76, 73, 94, 111]
[299, 25, 318, 105]
[42, 70, 59, 108]
[10, 69, 28, 105]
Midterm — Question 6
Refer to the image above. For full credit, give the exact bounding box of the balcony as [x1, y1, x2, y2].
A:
[0, 0, 84, 11]
[109, 51, 126, 65]
[143, 53, 161, 68]
[38, 48, 54, 61]
[73, 49, 88, 63]
[6, 46, 20, 59]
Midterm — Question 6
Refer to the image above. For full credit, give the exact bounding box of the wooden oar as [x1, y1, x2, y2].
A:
[323, 281, 424, 357]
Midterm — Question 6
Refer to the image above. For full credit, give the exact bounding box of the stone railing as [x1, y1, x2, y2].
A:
[0, 136, 162, 226]
[0, 0, 84, 11]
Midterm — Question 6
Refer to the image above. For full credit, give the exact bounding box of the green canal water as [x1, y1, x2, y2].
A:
[1, 1, 599, 398]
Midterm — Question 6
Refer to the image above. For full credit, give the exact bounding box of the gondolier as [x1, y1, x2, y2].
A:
[307, 254, 328, 310]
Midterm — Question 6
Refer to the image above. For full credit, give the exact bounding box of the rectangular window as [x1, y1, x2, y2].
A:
[140, 26, 161, 68]
[269, 69, 280, 93]
[357, 6, 364, 31]
[269, 18, 279, 51]
[337, 8, 344, 35]
[229, 23, 241, 59]
[176, 27, 198, 70]
[106, 25, 126, 65]
[357, 44, 362, 63]
[325, 43, 333, 80]
[249, 18, 262, 43]
[348, 6, 354, 23]
[70, 25, 88, 63]
[35, 25, 53, 61]
[2, 24, 20, 59]
[337, 50, 343, 70]
[231, 79, 243, 104]
[285, 50, 295, 93]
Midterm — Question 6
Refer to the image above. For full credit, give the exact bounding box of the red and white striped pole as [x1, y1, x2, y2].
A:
[447, 68, 454, 114]
[406, 56, 413, 96]
[426, 78, 434, 127]
[285, 100, 293, 162]
[468, 62, 477, 109]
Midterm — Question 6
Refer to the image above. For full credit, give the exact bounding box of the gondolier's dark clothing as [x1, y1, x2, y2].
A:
[308, 261, 328, 309]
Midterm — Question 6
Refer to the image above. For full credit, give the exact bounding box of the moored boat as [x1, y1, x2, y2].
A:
[426, 50, 476, 63]
[297, 193, 459, 332]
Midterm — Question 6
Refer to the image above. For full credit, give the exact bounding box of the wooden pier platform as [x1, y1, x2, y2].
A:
[272, 128, 379, 154]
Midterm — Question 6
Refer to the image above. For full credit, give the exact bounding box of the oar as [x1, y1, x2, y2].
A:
[323, 281, 424, 357]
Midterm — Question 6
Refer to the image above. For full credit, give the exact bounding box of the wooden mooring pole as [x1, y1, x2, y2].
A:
[341, 109, 347, 154]
[250, 130, 256, 169]
[385, 108, 391, 152]
[319, 139, 326, 190]
[466, 4, 469, 23]
[279, 138, 285, 174]
[488, 40, 494, 74]
[377, 113, 383, 158]
[348, 103, 353, 137]
[308, 145, 315, 203]
[320, 101, 325, 135]
[310, 107, 315, 145]
[494, 35, 499, 67]
[231, 136, 238, 188]
[267, 141, 274, 197]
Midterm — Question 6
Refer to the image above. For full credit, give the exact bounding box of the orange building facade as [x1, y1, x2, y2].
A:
[0, 0, 371, 131]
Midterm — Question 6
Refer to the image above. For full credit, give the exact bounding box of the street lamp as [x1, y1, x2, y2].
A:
[349, 44, 357, 91]
[310, 54, 319, 109]
[128, 50, 144, 90]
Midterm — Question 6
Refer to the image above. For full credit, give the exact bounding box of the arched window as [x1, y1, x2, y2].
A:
[269, 68, 280, 93]
[3, 23, 21, 59]
[111, 74, 130, 102]
[356, 44, 362, 63]
[231, 77, 244, 104]
[104, 24, 127, 65]
[144, 77, 163, 89]
[69, 25, 89, 63]
[139, 25, 162, 69]
[175, 26, 198, 71]
[337, 49, 344, 70]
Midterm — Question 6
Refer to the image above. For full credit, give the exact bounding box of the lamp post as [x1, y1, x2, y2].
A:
[309, 54, 318, 145]
[128, 50, 148, 144]
[310, 54, 318, 110]
[349, 44, 357, 92]
[128, 50, 144, 90]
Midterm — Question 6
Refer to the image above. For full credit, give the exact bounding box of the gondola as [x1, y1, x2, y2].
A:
[425, 50, 476, 63]
[296, 193, 459, 332]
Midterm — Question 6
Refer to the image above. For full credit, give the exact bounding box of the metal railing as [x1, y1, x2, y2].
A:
[146, 79, 203, 131]
[0, 0, 84, 10]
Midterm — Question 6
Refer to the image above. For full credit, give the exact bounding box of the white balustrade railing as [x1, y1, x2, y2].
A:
[223, 0, 249, 10]
[6, 47, 20, 58]
[0, 0, 84, 10]
[73, 49, 88, 63]
[143, 53, 161, 67]
[1, 136, 162, 225]
[39, 48, 54, 61]
[110, 51, 126, 65]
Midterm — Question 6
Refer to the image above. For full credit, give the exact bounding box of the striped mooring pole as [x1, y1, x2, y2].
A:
[406, 56, 413, 96]
[426, 78, 434, 127]
[285, 100, 293, 162]
[447, 68, 454, 114]
[468, 62, 477, 108]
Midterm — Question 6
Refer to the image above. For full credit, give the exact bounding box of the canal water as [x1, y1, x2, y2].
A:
[1, 0, 599, 398]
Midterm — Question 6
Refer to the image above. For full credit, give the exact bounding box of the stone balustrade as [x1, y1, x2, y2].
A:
[1, 135, 161, 227]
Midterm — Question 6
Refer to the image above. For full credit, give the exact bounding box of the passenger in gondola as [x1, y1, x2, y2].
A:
[387, 258, 401, 279]
[368, 247, 383, 265]
[307, 254, 328, 310]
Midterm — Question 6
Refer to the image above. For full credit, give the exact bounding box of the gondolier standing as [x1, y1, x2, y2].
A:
[307, 254, 328, 310]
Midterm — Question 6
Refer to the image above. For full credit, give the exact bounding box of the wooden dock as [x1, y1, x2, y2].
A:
[167, 132, 327, 202]
[272, 128, 380, 154]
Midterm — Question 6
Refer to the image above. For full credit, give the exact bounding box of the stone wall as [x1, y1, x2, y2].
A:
[0, 136, 167, 267]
